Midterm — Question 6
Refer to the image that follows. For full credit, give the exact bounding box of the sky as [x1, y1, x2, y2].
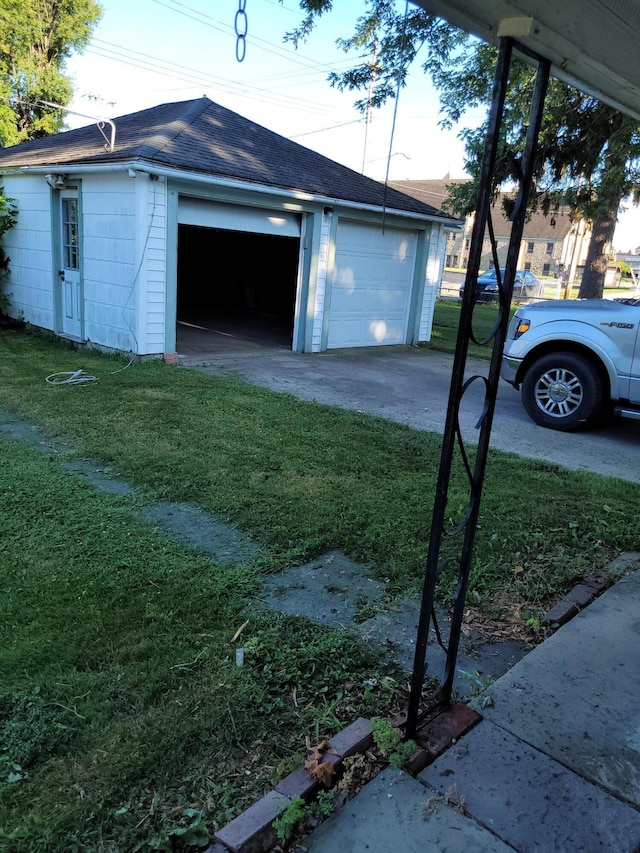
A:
[64, 0, 640, 251]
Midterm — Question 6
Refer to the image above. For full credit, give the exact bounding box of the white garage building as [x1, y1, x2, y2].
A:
[0, 97, 457, 356]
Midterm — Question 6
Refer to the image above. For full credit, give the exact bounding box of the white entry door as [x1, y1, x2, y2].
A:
[59, 191, 83, 338]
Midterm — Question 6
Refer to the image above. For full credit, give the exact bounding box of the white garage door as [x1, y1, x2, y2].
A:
[328, 221, 417, 349]
[178, 197, 300, 237]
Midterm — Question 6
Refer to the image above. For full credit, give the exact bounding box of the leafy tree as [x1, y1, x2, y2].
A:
[0, 0, 102, 146]
[0, 186, 18, 315]
[618, 260, 632, 278]
[288, 0, 640, 298]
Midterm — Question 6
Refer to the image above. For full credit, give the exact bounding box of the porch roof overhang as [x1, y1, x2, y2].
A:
[411, 0, 640, 120]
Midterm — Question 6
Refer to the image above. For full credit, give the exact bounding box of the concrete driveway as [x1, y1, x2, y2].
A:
[180, 344, 640, 484]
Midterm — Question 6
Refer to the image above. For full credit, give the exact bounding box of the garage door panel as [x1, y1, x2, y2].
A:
[328, 221, 417, 349]
[329, 317, 407, 346]
[177, 197, 300, 237]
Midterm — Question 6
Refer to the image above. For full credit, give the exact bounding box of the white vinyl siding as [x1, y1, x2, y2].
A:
[137, 178, 167, 354]
[2, 175, 55, 330]
[82, 173, 167, 354]
[311, 211, 333, 352]
[82, 173, 137, 351]
[419, 222, 444, 342]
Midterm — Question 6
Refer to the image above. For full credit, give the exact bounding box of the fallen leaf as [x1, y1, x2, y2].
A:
[513, 566, 524, 574]
[305, 758, 335, 787]
[307, 740, 331, 762]
[231, 620, 249, 643]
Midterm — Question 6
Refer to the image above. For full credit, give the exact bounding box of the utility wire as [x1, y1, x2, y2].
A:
[153, 0, 348, 75]
[381, 1, 411, 231]
[83, 39, 347, 117]
[290, 118, 364, 138]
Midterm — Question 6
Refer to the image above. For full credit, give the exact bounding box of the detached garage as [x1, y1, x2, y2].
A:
[0, 97, 457, 356]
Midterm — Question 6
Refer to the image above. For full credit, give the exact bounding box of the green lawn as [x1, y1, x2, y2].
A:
[429, 287, 639, 359]
[1, 327, 638, 851]
[424, 299, 514, 359]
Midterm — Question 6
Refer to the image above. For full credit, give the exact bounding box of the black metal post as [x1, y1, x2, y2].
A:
[406, 40, 551, 737]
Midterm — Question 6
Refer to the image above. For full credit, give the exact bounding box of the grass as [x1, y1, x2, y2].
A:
[1, 327, 639, 850]
[429, 283, 640, 358]
[424, 299, 515, 360]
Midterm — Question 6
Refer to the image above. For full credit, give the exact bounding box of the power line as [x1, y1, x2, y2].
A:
[290, 118, 365, 138]
[90, 34, 353, 93]
[83, 41, 339, 117]
[152, 0, 346, 75]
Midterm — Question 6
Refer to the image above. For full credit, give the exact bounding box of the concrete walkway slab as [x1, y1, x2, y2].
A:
[420, 720, 640, 852]
[260, 551, 530, 691]
[301, 766, 512, 853]
[301, 568, 640, 853]
[140, 501, 263, 565]
[259, 551, 385, 629]
[472, 569, 640, 807]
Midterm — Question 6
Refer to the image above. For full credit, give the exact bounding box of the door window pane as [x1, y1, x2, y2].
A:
[62, 199, 79, 270]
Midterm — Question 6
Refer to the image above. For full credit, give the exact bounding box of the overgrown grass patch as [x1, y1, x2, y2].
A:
[1, 328, 639, 850]
[424, 300, 517, 359]
[0, 436, 394, 851]
[0, 327, 637, 609]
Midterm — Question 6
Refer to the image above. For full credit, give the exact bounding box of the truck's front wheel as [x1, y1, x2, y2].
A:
[521, 352, 604, 431]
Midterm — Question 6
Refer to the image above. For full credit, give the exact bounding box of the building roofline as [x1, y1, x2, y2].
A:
[11, 161, 460, 227]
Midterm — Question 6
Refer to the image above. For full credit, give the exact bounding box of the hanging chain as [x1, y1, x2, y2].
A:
[235, 0, 248, 62]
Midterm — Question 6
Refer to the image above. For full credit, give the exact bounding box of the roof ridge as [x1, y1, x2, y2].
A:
[136, 97, 212, 159]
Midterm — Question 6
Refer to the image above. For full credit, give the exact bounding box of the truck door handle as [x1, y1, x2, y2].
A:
[58, 270, 65, 281]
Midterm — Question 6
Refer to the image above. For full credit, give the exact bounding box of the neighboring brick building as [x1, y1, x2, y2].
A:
[390, 176, 590, 279]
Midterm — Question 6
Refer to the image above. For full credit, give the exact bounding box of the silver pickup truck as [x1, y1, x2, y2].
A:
[501, 298, 640, 430]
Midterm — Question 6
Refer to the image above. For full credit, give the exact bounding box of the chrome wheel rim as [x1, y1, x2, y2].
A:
[534, 367, 583, 418]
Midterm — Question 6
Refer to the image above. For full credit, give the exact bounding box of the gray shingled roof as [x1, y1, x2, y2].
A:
[0, 98, 450, 220]
[390, 177, 466, 217]
[393, 177, 575, 238]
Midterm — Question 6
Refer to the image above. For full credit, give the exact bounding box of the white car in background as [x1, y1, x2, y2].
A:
[501, 298, 640, 431]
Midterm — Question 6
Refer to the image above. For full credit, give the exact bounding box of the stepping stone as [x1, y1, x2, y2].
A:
[63, 460, 134, 495]
[260, 550, 384, 628]
[141, 501, 262, 565]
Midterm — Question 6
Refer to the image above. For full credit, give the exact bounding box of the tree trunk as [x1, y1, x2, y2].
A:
[578, 199, 621, 298]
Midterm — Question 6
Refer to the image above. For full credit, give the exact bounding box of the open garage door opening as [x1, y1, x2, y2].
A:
[177, 225, 300, 353]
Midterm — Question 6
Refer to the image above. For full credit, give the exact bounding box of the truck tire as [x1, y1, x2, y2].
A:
[521, 352, 605, 431]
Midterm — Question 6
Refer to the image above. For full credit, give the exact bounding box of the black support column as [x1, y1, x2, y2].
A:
[406, 39, 551, 737]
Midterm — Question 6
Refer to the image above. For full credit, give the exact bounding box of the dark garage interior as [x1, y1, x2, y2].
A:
[176, 225, 300, 353]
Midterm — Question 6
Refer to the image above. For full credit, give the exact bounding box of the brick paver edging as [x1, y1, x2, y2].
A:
[207, 704, 481, 853]
[208, 717, 373, 853]
[543, 575, 608, 626]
